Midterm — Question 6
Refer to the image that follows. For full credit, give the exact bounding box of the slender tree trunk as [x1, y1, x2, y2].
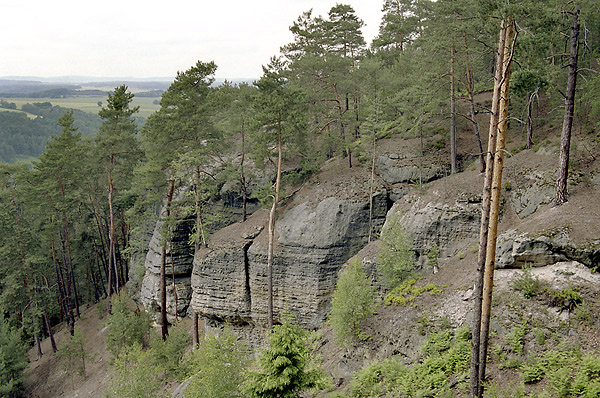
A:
[58, 227, 76, 336]
[470, 19, 507, 398]
[464, 31, 485, 173]
[450, 44, 458, 174]
[240, 119, 248, 222]
[107, 158, 115, 313]
[50, 227, 69, 326]
[267, 129, 283, 330]
[43, 303, 57, 353]
[556, 9, 580, 205]
[194, 312, 199, 348]
[161, 178, 176, 340]
[526, 90, 535, 149]
[368, 127, 376, 243]
[479, 18, 515, 398]
[35, 334, 43, 360]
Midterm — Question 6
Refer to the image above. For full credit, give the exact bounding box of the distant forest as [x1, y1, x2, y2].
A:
[0, 102, 102, 162]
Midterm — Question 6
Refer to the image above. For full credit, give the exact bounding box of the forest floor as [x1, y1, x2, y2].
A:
[24, 303, 113, 397]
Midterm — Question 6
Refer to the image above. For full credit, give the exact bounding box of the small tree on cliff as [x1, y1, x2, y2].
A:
[251, 57, 307, 329]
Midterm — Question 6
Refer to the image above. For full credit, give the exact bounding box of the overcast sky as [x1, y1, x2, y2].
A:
[1, 0, 383, 80]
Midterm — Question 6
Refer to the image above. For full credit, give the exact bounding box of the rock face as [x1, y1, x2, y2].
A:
[376, 154, 444, 185]
[496, 229, 600, 269]
[190, 192, 389, 330]
[386, 197, 482, 263]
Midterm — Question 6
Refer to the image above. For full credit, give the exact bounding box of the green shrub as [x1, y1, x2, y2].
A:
[106, 343, 165, 398]
[512, 264, 541, 298]
[57, 326, 89, 377]
[106, 293, 152, 357]
[384, 277, 442, 306]
[242, 321, 330, 397]
[350, 358, 407, 397]
[185, 327, 250, 398]
[377, 213, 416, 289]
[150, 324, 189, 379]
[348, 328, 471, 397]
[329, 259, 377, 346]
[551, 286, 583, 311]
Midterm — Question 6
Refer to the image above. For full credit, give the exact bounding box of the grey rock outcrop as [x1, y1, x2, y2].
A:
[190, 191, 389, 330]
[386, 197, 482, 261]
[508, 170, 555, 219]
[496, 229, 600, 269]
[376, 155, 444, 185]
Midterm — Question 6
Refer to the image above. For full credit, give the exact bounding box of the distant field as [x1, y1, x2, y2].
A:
[4, 95, 161, 119]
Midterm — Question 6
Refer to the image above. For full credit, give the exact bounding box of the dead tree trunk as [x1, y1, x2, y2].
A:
[470, 18, 508, 398]
[478, 17, 515, 398]
[555, 9, 580, 205]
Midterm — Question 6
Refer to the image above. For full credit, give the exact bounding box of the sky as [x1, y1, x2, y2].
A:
[0, 0, 383, 80]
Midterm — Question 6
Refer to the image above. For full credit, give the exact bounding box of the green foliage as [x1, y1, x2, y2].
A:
[328, 259, 377, 346]
[106, 343, 166, 398]
[350, 358, 408, 397]
[427, 244, 439, 268]
[512, 264, 541, 299]
[377, 213, 416, 289]
[149, 324, 189, 379]
[551, 286, 583, 311]
[185, 327, 250, 398]
[105, 293, 152, 357]
[349, 328, 471, 397]
[57, 326, 89, 377]
[0, 317, 28, 396]
[242, 320, 330, 397]
[508, 321, 528, 356]
[384, 277, 441, 306]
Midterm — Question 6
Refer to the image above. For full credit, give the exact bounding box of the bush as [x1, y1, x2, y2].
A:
[185, 327, 249, 398]
[377, 212, 416, 289]
[150, 324, 189, 379]
[242, 320, 330, 397]
[106, 343, 165, 398]
[57, 327, 89, 377]
[384, 277, 442, 306]
[511, 264, 541, 299]
[106, 293, 152, 357]
[328, 259, 377, 346]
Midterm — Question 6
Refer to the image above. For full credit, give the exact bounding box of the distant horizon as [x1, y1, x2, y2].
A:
[0, 75, 258, 84]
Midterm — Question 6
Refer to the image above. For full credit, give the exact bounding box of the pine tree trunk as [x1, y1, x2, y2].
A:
[267, 129, 283, 330]
[194, 312, 199, 348]
[450, 44, 457, 174]
[463, 31, 485, 173]
[107, 159, 115, 314]
[470, 19, 507, 398]
[526, 90, 535, 149]
[43, 304, 57, 353]
[478, 18, 515, 397]
[556, 9, 580, 205]
[161, 178, 176, 340]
